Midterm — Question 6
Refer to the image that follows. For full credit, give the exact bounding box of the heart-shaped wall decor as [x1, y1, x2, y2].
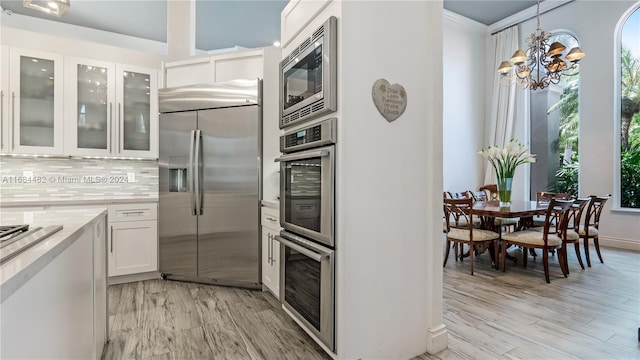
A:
[371, 79, 407, 122]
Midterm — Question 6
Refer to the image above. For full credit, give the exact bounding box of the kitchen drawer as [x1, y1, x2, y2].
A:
[261, 207, 280, 230]
[108, 203, 157, 222]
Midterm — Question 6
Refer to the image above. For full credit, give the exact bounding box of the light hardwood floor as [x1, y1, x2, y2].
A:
[103, 280, 330, 360]
[418, 244, 640, 360]
[104, 245, 639, 360]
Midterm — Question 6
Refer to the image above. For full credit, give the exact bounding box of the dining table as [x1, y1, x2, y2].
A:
[473, 200, 549, 229]
[471, 200, 550, 267]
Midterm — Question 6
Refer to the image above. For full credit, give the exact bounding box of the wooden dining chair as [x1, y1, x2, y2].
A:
[553, 198, 590, 274]
[533, 191, 571, 226]
[443, 197, 500, 275]
[580, 194, 611, 266]
[501, 199, 574, 283]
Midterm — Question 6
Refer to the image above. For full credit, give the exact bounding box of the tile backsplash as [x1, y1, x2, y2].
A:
[0, 157, 158, 202]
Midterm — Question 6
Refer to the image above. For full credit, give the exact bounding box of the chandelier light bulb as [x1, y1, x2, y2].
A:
[565, 47, 585, 62]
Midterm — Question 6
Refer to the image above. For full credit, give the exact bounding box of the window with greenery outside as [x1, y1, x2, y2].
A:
[619, 8, 640, 208]
[530, 32, 580, 199]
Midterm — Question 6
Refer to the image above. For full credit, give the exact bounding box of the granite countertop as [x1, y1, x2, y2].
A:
[261, 199, 279, 209]
[0, 206, 107, 302]
[0, 196, 159, 207]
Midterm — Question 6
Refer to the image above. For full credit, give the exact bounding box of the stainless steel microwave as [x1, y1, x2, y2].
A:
[279, 16, 337, 129]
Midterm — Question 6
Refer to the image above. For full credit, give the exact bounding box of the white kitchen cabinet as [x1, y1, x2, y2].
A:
[261, 206, 281, 298]
[116, 64, 158, 158]
[64, 57, 116, 156]
[108, 203, 158, 277]
[64, 59, 158, 158]
[8, 47, 64, 155]
[163, 49, 265, 88]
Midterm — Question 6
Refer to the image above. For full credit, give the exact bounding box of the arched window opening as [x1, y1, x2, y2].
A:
[619, 7, 640, 209]
[529, 32, 581, 199]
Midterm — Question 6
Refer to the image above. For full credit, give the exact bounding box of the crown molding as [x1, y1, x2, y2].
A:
[443, 9, 487, 35]
[487, 0, 574, 35]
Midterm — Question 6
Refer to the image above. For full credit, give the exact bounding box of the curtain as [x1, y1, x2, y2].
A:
[484, 26, 525, 185]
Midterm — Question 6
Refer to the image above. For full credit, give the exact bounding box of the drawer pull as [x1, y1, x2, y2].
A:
[122, 211, 145, 215]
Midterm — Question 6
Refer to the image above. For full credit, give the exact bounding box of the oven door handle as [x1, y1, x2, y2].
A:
[275, 236, 329, 262]
[274, 150, 329, 162]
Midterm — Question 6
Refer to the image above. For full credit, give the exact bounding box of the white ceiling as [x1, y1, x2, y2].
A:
[0, 0, 542, 51]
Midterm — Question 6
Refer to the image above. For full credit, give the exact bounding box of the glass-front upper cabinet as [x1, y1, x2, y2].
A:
[116, 64, 158, 158]
[9, 48, 64, 155]
[64, 57, 115, 156]
[65, 61, 158, 159]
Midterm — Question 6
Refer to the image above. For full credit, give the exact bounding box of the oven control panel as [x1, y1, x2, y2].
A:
[280, 117, 337, 153]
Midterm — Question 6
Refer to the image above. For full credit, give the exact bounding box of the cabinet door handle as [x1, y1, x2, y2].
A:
[117, 102, 121, 154]
[1, 90, 4, 150]
[110, 226, 114, 253]
[11, 92, 15, 149]
[271, 235, 276, 265]
[267, 233, 272, 262]
[109, 102, 113, 153]
[266, 217, 277, 222]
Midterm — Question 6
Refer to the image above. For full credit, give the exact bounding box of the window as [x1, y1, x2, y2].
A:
[529, 32, 581, 199]
[618, 7, 640, 209]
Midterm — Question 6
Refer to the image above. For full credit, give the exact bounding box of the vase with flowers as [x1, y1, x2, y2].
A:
[479, 139, 537, 207]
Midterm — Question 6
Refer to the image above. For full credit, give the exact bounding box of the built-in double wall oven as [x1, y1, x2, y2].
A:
[275, 117, 336, 351]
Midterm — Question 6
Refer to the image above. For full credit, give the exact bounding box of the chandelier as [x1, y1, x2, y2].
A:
[23, 0, 70, 17]
[497, 0, 585, 90]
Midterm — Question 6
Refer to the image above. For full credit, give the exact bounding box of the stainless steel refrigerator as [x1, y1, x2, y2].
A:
[158, 79, 261, 288]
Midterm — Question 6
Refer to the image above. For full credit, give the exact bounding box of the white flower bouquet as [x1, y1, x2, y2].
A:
[479, 139, 537, 204]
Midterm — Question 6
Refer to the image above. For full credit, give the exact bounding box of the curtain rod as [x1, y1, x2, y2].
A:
[490, 0, 575, 36]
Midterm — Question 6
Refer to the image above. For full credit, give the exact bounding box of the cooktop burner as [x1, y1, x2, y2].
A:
[0, 224, 63, 265]
[0, 225, 30, 241]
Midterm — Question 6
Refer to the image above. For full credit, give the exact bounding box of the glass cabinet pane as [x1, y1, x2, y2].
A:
[77, 64, 108, 149]
[122, 71, 150, 151]
[19, 56, 54, 147]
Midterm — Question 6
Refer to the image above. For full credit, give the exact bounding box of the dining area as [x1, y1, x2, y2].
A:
[441, 135, 622, 284]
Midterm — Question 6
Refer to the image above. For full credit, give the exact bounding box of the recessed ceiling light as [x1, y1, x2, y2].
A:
[144, 78, 149, 82]
[41, 68, 47, 72]
[31, 59, 38, 63]
[273, 41, 281, 47]
[146, 86, 150, 89]
[48, 76, 53, 80]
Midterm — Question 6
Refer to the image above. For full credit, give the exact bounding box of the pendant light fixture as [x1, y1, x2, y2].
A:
[497, 0, 585, 90]
[23, 0, 70, 17]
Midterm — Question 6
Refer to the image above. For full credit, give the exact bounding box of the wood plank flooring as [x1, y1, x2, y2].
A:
[103, 281, 330, 360]
[417, 244, 640, 360]
[104, 245, 640, 359]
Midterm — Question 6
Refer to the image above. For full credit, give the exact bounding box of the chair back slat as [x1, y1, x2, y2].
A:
[584, 194, 611, 229]
[443, 197, 473, 232]
[543, 199, 574, 244]
[566, 198, 590, 232]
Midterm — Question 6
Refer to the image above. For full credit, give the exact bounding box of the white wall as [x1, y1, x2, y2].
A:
[340, 1, 445, 357]
[443, 11, 487, 194]
[512, 0, 640, 249]
[281, 0, 446, 358]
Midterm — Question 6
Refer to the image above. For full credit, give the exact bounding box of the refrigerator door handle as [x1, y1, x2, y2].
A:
[194, 129, 203, 215]
[189, 130, 197, 216]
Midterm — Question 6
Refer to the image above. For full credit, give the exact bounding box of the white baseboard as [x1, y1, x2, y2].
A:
[108, 271, 160, 285]
[426, 323, 448, 354]
[598, 236, 640, 252]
